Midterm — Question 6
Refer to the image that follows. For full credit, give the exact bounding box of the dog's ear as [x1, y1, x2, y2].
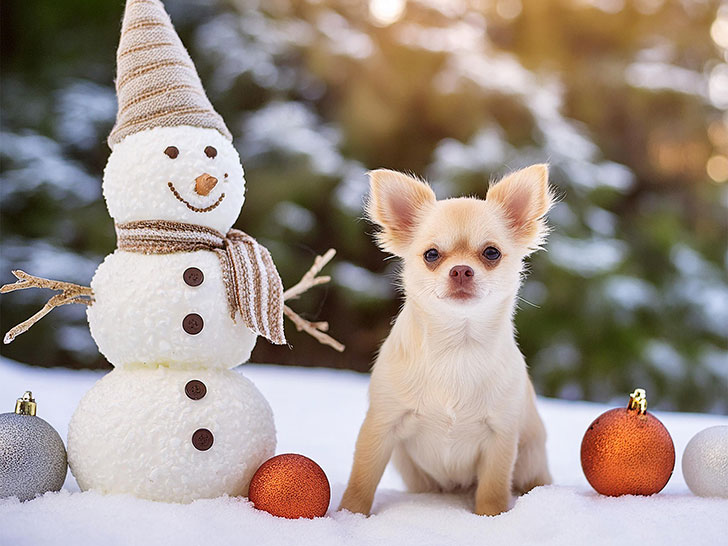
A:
[366, 169, 436, 255]
[487, 164, 554, 252]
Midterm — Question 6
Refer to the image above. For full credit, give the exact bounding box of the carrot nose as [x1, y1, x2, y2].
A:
[195, 173, 218, 196]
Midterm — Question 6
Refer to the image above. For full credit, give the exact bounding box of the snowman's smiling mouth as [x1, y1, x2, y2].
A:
[168, 182, 225, 213]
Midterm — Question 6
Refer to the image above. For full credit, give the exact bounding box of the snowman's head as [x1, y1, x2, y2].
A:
[103, 126, 245, 234]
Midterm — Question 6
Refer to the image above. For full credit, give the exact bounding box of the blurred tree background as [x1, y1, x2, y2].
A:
[1, 0, 726, 413]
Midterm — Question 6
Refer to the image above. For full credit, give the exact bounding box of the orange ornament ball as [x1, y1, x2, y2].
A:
[581, 389, 675, 496]
[248, 454, 330, 519]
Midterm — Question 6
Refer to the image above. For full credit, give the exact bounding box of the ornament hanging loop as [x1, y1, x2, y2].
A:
[627, 388, 647, 415]
[15, 391, 37, 416]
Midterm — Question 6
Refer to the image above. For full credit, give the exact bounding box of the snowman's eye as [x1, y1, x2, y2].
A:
[164, 146, 179, 159]
[204, 146, 217, 158]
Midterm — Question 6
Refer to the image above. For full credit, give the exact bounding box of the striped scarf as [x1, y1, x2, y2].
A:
[115, 220, 285, 345]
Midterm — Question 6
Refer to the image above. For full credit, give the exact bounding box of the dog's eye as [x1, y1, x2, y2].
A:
[164, 146, 179, 159]
[483, 246, 501, 261]
[204, 146, 217, 158]
[424, 249, 440, 263]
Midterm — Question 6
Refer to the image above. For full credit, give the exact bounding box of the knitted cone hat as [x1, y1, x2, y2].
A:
[108, 0, 232, 148]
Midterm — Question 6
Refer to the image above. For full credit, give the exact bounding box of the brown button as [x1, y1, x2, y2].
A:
[183, 313, 203, 335]
[183, 267, 204, 287]
[185, 380, 207, 400]
[192, 428, 214, 451]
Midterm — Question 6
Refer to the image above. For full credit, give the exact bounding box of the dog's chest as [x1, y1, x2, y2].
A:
[396, 373, 494, 489]
[390, 340, 521, 490]
[401, 389, 488, 435]
[399, 398, 488, 489]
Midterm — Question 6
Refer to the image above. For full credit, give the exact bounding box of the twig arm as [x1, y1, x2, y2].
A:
[283, 248, 336, 301]
[284, 305, 344, 353]
[1, 270, 93, 296]
[281, 249, 345, 352]
[1, 270, 93, 344]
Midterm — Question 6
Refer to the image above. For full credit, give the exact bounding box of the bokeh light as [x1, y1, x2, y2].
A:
[710, 7, 728, 49]
[496, 0, 522, 19]
[706, 155, 728, 183]
[369, 0, 406, 26]
[709, 63, 728, 109]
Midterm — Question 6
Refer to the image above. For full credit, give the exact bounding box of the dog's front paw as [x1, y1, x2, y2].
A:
[514, 475, 552, 495]
[339, 489, 373, 515]
[475, 497, 509, 517]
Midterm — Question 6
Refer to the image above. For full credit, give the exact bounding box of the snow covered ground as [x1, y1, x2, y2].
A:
[0, 357, 726, 546]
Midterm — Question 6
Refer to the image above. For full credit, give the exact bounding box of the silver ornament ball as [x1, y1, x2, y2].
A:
[682, 425, 728, 499]
[0, 407, 68, 502]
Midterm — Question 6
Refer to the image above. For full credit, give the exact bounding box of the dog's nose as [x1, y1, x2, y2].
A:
[195, 173, 218, 196]
[449, 265, 474, 284]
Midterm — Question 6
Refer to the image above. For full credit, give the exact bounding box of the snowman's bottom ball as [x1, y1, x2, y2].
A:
[67, 367, 275, 503]
[682, 426, 728, 498]
[0, 413, 67, 501]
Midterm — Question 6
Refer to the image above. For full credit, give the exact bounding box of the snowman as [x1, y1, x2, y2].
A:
[1, 0, 342, 503]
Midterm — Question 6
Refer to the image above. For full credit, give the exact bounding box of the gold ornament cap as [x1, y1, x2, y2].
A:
[627, 388, 647, 415]
[15, 391, 37, 416]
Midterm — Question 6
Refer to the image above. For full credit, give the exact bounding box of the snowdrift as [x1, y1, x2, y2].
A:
[1, 358, 726, 545]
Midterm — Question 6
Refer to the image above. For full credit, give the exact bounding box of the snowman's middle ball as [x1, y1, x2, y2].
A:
[88, 249, 259, 370]
[67, 367, 276, 503]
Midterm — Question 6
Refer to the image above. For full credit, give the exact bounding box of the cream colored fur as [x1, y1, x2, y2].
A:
[340, 165, 554, 517]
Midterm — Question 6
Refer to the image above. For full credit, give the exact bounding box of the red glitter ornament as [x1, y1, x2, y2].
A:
[248, 453, 330, 519]
[581, 388, 675, 496]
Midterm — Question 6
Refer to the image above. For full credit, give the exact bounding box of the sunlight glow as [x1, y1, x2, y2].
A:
[369, 0, 406, 26]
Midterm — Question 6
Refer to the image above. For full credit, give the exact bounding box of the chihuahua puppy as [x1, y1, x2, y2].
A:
[339, 164, 554, 517]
